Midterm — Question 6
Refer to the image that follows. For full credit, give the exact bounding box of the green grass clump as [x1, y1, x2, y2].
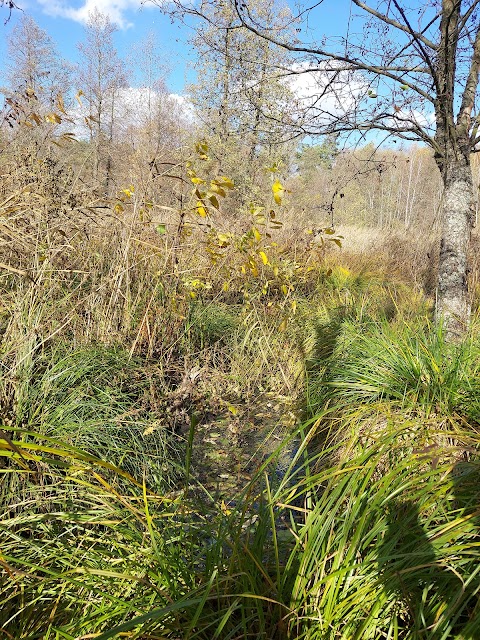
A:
[187, 301, 241, 350]
[306, 316, 480, 421]
[19, 345, 180, 488]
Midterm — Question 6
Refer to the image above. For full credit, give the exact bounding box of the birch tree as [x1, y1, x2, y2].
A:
[228, 0, 480, 335]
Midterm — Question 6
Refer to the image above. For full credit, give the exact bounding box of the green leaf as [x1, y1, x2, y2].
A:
[156, 224, 166, 235]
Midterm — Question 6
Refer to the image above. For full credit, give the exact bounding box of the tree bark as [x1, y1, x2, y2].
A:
[435, 149, 474, 337]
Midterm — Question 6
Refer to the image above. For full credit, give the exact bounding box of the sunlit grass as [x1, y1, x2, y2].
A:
[1, 408, 480, 639]
[1, 201, 480, 639]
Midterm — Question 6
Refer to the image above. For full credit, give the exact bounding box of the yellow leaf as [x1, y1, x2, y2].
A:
[195, 141, 209, 156]
[222, 281, 230, 291]
[196, 201, 208, 217]
[210, 182, 226, 197]
[217, 233, 230, 247]
[253, 227, 261, 242]
[291, 300, 297, 314]
[281, 284, 288, 296]
[249, 259, 259, 277]
[272, 180, 284, 205]
[278, 318, 288, 332]
[45, 113, 62, 124]
[227, 405, 238, 416]
[191, 176, 205, 185]
[221, 500, 232, 515]
[250, 204, 264, 216]
[273, 266, 279, 277]
[143, 425, 156, 436]
[259, 251, 269, 265]
[219, 176, 234, 189]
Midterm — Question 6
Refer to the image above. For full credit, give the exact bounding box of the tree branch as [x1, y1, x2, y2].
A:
[456, 0, 480, 38]
[391, 0, 440, 94]
[233, 1, 436, 104]
[352, 0, 438, 50]
[458, 21, 480, 138]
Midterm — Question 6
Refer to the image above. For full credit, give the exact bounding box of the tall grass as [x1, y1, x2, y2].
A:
[1, 412, 479, 639]
[305, 315, 480, 421]
[23, 345, 181, 486]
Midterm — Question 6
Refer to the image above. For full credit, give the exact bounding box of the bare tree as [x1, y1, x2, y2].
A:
[213, 0, 480, 335]
[2, 15, 70, 114]
[132, 31, 168, 126]
[187, 0, 297, 198]
[77, 8, 127, 193]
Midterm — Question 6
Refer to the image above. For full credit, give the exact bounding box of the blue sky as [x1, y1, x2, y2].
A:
[0, 0, 353, 95]
[0, 1, 199, 93]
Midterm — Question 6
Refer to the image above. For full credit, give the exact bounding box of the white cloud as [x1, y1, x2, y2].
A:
[389, 108, 435, 131]
[284, 62, 436, 142]
[285, 61, 367, 130]
[36, 0, 155, 28]
[66, 86, 192, 138]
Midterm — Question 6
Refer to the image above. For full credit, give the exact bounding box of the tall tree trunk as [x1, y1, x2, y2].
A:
[435, 148, 474, 336]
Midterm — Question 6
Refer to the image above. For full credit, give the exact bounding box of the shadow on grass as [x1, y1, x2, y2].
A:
[378, 462, 480, 638]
